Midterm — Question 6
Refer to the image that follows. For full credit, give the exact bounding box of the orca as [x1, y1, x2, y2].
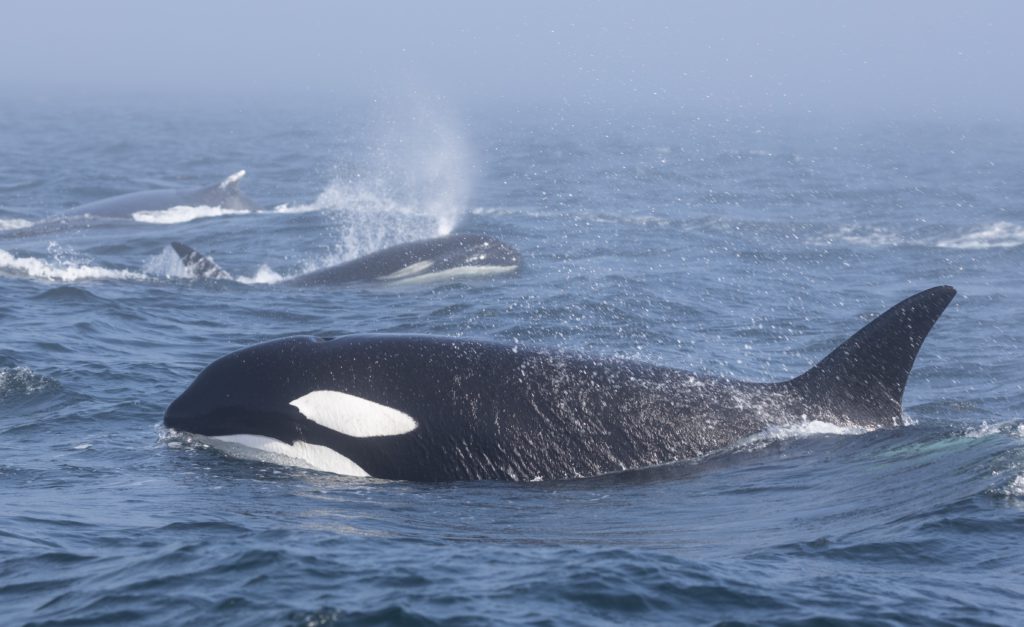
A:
[68, 170, 260, 221]
[164, 286, 956, 481]
[169, 233, 521, 285]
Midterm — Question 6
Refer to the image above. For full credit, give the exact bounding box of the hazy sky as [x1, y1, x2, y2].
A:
[3, 1, 1022, 118]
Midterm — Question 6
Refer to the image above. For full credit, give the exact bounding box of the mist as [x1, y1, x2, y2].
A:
[3, 1, 1022, 120]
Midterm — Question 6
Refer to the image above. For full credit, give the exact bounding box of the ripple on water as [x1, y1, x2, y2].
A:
[30, 285, 106, 304]
[0, 366, 60, 400]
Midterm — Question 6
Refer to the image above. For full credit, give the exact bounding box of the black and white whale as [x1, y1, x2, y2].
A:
[68, 170, 260, 223]
[169, 234, 521, 286]
[164, 286, 956, 481]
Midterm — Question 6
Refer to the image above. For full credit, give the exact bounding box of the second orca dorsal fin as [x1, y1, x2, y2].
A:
[216, 170, 246, 190]
[786, 286, 956, 425]
[170, 242, 233, 280]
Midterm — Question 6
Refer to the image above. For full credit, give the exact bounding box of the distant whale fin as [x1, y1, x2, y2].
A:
[217, 170, 246, 190]
[170, 242, 233, 280]
[787, 286, 956, 425]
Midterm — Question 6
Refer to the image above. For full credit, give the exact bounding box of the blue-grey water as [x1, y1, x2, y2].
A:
[1, 99, 1022, 625]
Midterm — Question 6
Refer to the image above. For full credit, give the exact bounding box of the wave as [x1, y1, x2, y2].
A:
[144, 245, 285, 285]
[818, 222, 1024, 250]
[266, 202, 321, 215]
[131, 205, 252, 225]
[741, 419, 871, 450]
[935, 222, 1024, 249]
[0, 367, 59, 399]
[816, 225, 907, 248]
[236, 264, 285, 285]
[990, 421, 1024, 498]
[0, 218, 33, 231]
[0, 248, 147, 282]
[1004, 475, 1024, 497]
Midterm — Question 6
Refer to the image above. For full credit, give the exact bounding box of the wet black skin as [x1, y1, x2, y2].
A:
[171, 234, 521, 286]
[284, 234, 520, 286]
[165, 287, 956, 481]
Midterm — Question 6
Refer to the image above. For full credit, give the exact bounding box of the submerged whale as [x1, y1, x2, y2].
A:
[164, 286, 956, 481]
[68, 170, 260, 221]
[170, 234, 521, 285]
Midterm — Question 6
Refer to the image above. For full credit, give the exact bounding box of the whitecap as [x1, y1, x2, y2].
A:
[132, 204, 251, 224]
[0, 366, 58, 397]
[1006, 474, 1024, 497]
[0, 218, 33, 231]
[740, 419, 871, 450]
[236, 264, 286, 285]
[936, 222, 1024, 250]
[269, 202, 320, 215]
[964, 421, 1001, 438]
[0, 248, 147, 282]
[814, 226, 905, 248]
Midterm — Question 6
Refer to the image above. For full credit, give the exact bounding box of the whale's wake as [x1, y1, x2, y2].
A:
[0, 248, 148, 282]
[131, 205, 253, 224]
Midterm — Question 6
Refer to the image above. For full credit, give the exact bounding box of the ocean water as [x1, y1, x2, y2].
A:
[1, 99, 1023, 625]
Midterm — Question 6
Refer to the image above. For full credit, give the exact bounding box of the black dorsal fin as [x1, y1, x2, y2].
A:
[787, 286, 956, 424]
[216, 170, 246, 191]
[170, 242, 233, 281]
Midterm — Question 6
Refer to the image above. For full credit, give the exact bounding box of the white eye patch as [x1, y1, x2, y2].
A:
[289, 390, 418, 438]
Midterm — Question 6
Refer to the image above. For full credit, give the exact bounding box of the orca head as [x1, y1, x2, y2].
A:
[164, 335, 420, 476]
[164, 336, 320, 444]
[435, 235, 521, 272]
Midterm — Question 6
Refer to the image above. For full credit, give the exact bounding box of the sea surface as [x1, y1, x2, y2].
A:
[1, 98, 1022, 625]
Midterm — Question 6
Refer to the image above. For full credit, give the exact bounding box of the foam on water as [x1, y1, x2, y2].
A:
[0, 248, 147, 282]
[936, 222, 1024, 249]
[817, 222, 1024, 250]
[236, 264, 286, 285]
[1006, 474, 1024, 497]
[132, 205, 252, 224]
[815, 226, 907, 248]
[964, 421, 1002, 438]
[742, 419, 871, 449]
[0, 366, 58, 398]
[0, 218, 33, 231]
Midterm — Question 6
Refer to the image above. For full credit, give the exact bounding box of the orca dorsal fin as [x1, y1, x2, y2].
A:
[217, 170, 246, 190]
[787, 286, 956, 425]
[170, 242, 233, 280]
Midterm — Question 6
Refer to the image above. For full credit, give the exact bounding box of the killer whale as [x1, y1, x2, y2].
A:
[164, 286, 956, 481]
[68, 170, 260, 221]
[169, 234, 521, 285]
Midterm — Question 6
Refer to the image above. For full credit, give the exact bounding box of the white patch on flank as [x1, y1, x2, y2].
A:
[218, 169, 246, 189]
[200, 433, 370, 477]
[290, 390, 418, 438]
[387, 264, 518, 285]
[377, 260, 435, 281]
[132, 205, 251, 224]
